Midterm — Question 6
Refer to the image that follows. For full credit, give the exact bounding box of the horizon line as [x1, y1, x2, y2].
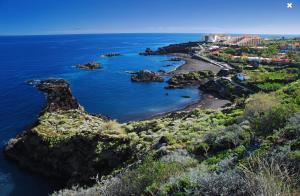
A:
[0, 32, 300, 37]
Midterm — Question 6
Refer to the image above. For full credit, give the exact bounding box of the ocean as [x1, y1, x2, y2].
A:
[0, 33, 202, 195]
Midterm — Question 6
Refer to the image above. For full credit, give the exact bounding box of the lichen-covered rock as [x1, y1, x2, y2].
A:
[5, 110, 135, 185]
[131, 70, 164, 82]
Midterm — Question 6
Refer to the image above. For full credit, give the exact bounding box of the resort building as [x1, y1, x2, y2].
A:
[224, 35, 262, 47]
[205, 34, 262, 47]
[204, 34, 231, 43]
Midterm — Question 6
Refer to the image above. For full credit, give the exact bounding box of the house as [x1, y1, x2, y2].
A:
[236, 73, 249, 81]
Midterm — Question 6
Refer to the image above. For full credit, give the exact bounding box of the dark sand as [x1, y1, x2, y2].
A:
[147, 93, 231, 120]
[168, 53, 222, 75]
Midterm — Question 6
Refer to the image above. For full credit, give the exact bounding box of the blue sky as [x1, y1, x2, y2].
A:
[0, 0, 299, 35]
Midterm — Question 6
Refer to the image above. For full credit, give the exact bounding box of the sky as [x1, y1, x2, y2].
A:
[0, 0, 299, 35]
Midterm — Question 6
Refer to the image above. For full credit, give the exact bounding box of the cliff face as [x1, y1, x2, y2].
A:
[37, 79, 81, 112]
[4, 80, 136, 185]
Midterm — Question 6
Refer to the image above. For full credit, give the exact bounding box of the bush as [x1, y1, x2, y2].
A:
[257, 82, 284, 92]
[156, 165, 251, 196]
[251, 104, 295, 135]
[244, 93, 280, 119]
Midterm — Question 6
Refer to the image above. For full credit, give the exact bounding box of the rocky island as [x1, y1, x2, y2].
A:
[131, 70, 164, 82]
[101, 53, 123, 57]
[76, 61, 102, 70]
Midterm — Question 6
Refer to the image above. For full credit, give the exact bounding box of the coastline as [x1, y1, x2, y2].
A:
[145, 93, 231, 121]
[144, 54, 231, 121]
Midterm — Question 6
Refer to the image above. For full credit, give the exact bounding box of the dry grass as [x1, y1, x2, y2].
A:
[240, 156, 299, 196]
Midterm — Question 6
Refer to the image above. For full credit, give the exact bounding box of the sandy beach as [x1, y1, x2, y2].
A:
[168, 53, 222, 75]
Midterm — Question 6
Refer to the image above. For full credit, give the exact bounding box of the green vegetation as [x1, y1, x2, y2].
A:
[245, 67, 299, 83]
[53, 79, 300, 195]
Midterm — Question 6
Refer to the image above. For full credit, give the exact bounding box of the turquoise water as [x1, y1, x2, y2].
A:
[0, 34, 202, 195]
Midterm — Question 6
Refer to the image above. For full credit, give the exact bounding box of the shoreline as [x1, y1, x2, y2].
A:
[145, 93, 231, 121]
[142, 53, 230, 121]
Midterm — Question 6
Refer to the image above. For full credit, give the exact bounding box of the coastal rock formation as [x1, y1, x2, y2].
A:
[166, 71, 214, 89]
[139, 42, 200, 55]
[131, 70, 164, 82]
[37, 79, 81, 112]
[200, 78, 252, 100]
[4, 79, 136, 185]
[139, 48, 155, 56]
[76, 62, 102, 70]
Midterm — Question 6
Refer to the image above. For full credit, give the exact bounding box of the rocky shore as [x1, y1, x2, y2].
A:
[4, 79, 137, 186]
[166, 70, 214, 89]
[37, 79, 81, 112]
[139, 42, 200, 55]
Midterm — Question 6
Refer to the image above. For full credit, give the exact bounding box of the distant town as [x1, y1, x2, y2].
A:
[195, 34, 300, 91]
[202, 34, 300, 65]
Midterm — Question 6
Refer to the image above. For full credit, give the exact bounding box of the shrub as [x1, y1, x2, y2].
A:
[157, 165, 251, 196]
[251, 104, 296, 135]
[258, 82, 284, 92]
[244, 93, 280, 119]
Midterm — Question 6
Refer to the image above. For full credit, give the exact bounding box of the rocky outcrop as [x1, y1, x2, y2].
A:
[166, 71, 214, 89]
[131, 70, 164, 82]
[200, 78, 252, 100]
[139, 42, 200, 56]
[139, 48, 155, 56]
[76, 62, 102, 70]
[37, 79, 81, 112]
[4, 79, 137, 186]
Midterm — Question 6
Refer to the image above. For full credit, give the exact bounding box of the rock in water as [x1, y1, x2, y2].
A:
[37, 79, 81, 112]
[139, 48, 155, 56]
[102, 53, 123, 57]
[131, 70, 164, 82]
[75, 62, 102, 70]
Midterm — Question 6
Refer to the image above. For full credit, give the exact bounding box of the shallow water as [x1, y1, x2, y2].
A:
[0, 33, 202, 195]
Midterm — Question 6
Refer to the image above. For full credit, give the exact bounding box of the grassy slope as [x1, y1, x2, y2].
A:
[52, 80, 300, 195]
